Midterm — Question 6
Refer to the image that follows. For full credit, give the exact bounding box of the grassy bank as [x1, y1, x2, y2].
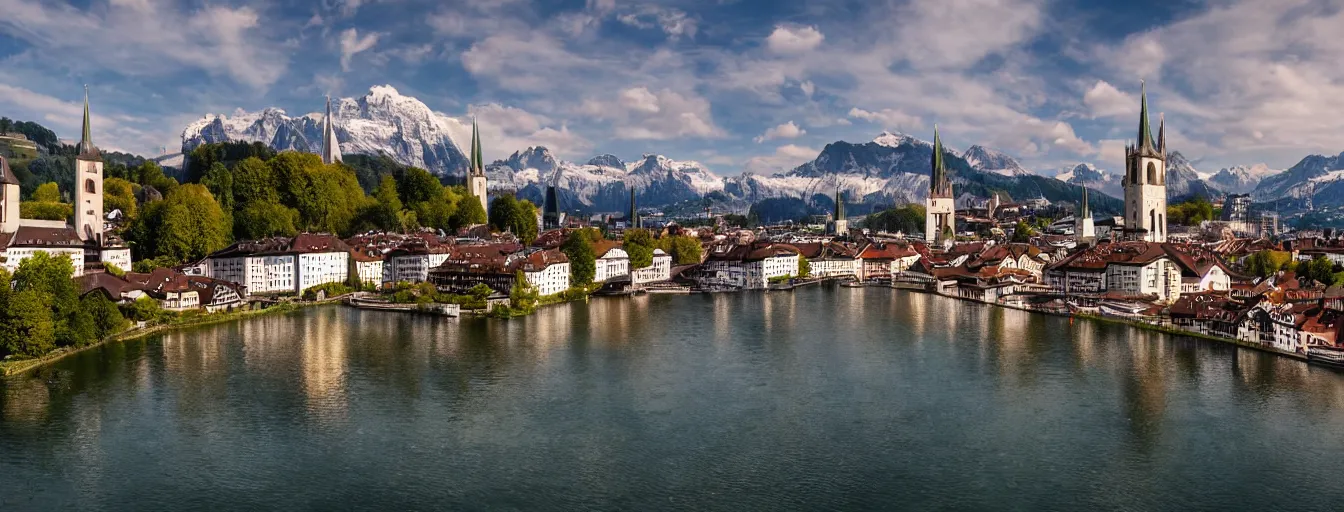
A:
[0, 301, 328, 377]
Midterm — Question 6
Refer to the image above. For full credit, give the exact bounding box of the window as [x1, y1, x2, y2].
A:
[85, 179, 96, 194]
[1146, 162, 1157, 184]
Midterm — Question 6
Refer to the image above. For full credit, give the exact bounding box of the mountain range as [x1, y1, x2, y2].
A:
[180, 85, 1344, 215]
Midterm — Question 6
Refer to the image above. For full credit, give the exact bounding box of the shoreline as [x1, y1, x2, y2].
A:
[0, 300, 335, 377]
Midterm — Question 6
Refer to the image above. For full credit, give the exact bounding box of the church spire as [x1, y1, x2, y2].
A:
[1081, 185, 1089, 217]
[1157, 112, 1166, 154]
[77, 85, 100, 160]
[930, 125, 950, 197]
[470, 116, 484, 176]
[1137, 81, 1156, 153]
[321, 95, 342, 164]
[834, 187, 845, 220]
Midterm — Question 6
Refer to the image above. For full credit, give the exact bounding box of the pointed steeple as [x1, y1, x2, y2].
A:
[628, 187, 639, 229]
[930, 125, 950, 197]
[470, 116, 484, 176]
[77, 85, 100, 161]
[1137, 81, 1156, 153]
[1157, 112, 1166, 154]
[1081, 185, 1089, 217]
[834, 187, 845, 220]
[321, 95, 342, 164]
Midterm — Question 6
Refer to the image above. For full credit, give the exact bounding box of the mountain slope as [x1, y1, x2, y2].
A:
[963, 145, 1030, 176]
[1209, 163, 1279, 194]
[1252, 151, 1344, 206]
[181, 85, 469, 176]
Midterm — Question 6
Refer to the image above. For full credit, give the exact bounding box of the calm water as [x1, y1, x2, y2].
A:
[5, 286, 1344, 511]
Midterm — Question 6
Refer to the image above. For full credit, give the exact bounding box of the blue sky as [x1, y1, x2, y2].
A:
[1, 0, 1342, 177]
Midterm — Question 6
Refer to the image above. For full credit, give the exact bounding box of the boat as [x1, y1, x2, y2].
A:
[1308, 346, 1344, 368]
[346, 297, 460, 317]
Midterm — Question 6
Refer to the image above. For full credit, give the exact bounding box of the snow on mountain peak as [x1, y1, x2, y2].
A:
[963, 145, 1030, 177]
[872, 131, 923, 148]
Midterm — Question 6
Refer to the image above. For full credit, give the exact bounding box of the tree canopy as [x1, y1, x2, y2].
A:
[624, 228, 655, 269]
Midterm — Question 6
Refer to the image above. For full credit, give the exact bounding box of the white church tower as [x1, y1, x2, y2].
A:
[321, 96, 343, 165]
[1076, 185, 1095, 241]
[1123, 82, 1167, 242]
[924, 126, 955, 244]
[74, 87, 104, 244]
[0, 155, 19, 234]
[467, 117, 489, 221]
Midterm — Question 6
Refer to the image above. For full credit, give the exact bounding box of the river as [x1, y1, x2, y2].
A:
[4, 286, 1344, 510]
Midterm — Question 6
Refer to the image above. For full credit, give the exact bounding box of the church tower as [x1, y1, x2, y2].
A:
[924, 126, 955, 244]
[74, 87, 104, 244]
[467, 117, 489, 222]
[321, 96, 343, 165]
[1076, 185, 1095, 240]
[1123, 82, 1167, 242]
[830, 188, 849, 236]
[0, 155, 19, 234]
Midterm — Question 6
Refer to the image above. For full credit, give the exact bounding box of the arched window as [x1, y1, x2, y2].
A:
[85, 179, 96, 194]
[1159, 214, 1164, 236]
[1150, 209, 1156, 234]
[1146, 162, 1157, 185]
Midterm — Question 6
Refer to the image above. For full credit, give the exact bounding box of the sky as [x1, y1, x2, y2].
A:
[1, 0, 1342, 177]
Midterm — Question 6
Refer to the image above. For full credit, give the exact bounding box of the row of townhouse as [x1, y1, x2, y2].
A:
[1170, 293, 1343, 354]
[203, 234, 353, 295]
[76, 268, 246, 313]
[428, 247, 572, 297]
[697, 242, 801, 290]
[1044, 241, 1233, 304]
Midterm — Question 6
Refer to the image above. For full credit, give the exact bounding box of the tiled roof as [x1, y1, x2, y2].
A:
[0, 155, 19, 185]
[5, 226, 87, 248]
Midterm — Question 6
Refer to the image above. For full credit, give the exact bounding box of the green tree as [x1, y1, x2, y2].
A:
[562, 229, 597, 286]
[799, 255, 811, 278]
[20, 201, 72, 221]
[122, 296, 163, 323]
[452, 187, 487, 229]
[133, 161, 178, 196]
[33, 182, 61, 202]
[129, 184, 230, 263]
[103, 177, 138, 219]
[0, 289, 56, 357]
[657, 235, 703, 265]
[82, 293, 128, 340]
[1011, 220, 1036, 243]
[397, 167, 443, 204]
[865, 204, 926, 234]
[1303, 255, 1338, 286]
[510, 271, 539, 311]
[489, 195, 521, 233]
[234, 200, 299, 240]
[1244, 250, 1295, 278]
[232, 157, 278, 207]
[201, 162, 235, 212]
[11, 252, 88, 348]
[624, 228, 655, 269]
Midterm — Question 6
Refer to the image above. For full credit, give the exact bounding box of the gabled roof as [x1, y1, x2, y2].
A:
[5, 226, 87, 248]
[0, 155, 19, 185]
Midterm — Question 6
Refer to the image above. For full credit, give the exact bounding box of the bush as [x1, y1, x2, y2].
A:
[302, 282, 354, 301]
[122, 296, 164, 323]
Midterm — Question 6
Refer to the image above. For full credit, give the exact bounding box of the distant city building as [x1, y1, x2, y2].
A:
[632, 248, 672, 286]
[1223, 194, 1252, 223]
[697, 242, 801, 290]
[1123, 82, 1168, 242]
[203, 234, 352, 295]
[828, 189, 849, 237]
[925, 126, 955, 244]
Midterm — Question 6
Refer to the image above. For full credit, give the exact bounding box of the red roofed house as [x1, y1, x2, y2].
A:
[698, 242, 800, 290]
[1045, 241, 1184, 302]
[859, 242, 920, 281]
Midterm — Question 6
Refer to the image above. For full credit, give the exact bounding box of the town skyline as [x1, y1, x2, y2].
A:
[1, 0, 1342, 175]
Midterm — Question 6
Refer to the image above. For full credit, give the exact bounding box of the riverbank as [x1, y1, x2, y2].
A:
[0, 300, 335, 377]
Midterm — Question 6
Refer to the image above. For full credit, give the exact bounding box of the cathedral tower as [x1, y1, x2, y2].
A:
[1123, 82, 1167, 242]
[1076, 185, 1095, 240]
[467, 117, 489, 222]
[924, 126, 955, 243]
[830, 188, 849, 236]
[74, 87, 104, 244]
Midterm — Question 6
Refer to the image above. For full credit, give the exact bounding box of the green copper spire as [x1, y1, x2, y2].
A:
[1137, 81, 1155, 152]
[470, 117, 484, 176]
[930, 125, 949, 197]
[77, 85, 100, 160]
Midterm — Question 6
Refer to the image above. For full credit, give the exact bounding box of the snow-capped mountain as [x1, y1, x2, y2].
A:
[181, 85, 469, 176]
[1253, 151, 1344, 205]
[962, 145, 1030, 177]
[486, 147, 727, 212]
[1209, 163, 1279, 194]
[1055, 163, 1122, 198]
[1164, 151, 1221, 199]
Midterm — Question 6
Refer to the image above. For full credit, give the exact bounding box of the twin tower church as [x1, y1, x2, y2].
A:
[924, 82, 1170, 244]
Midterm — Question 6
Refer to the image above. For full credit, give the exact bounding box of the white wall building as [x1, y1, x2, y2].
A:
[594, 243, 630, 283]
[632, 249, 672, 285]
[520, 250, 571, 296]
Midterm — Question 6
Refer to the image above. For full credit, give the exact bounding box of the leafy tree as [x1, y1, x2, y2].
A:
[1244, 250, 1295, 278]
[232, 157, 278, 207]
[1303, 255, 1338, 286]
[510, 271, 539, 311]
[1011, 220, 1036, 243]
[1168, 198, 1216, 226]
[122, 296, 163, 323]
[103, 177, 138, 219]
[489, 195, 521, 232]
[657, 235, 703, 265]
[799, 255, 811, 278]
[82, 293, 128, 340]
[129, 184, 230, 263]
[562, 229, 597, 286]
[624, 228, 655, 269]
[397, 167, 443, 205]
[452, 187, 487, 228]
[33, 182, 61, 202]
[865, 204, 926, 234]
[201, 162, 235, 212]
[20, 201, 72, 221]
[469, 283, 495, 300]
[132, 161, 178, 196]
[234, 200, 299, 240]
[0, 289, 56, 357]
[369, 175, 405, 232]
[103, 263, 127, 277]
[11, 252, 88, 348]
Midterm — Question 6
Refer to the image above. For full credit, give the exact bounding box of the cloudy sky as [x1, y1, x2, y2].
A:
[1, 0, 1341, 177]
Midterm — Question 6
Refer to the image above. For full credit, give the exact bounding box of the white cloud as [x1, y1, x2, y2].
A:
[1082, 80, 1135, 118]
[0, 83, 164, 154]
[339, 28, 381, 71]
[617, 6, 697, 40]
[754, 121, 805, 143]
[799, 81, 816, 98]
[0, 0, 286, 90]
[766, 25, 824, 54]
[890, 0, 1044, 69]
[461, 33, 598, 93]
[848, 108, 922, 131]
[744, 144, 818, 174]
[444, 103, 593, 161]
[580, 87, 723, 140]
[1096, 139, 1128, 165]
